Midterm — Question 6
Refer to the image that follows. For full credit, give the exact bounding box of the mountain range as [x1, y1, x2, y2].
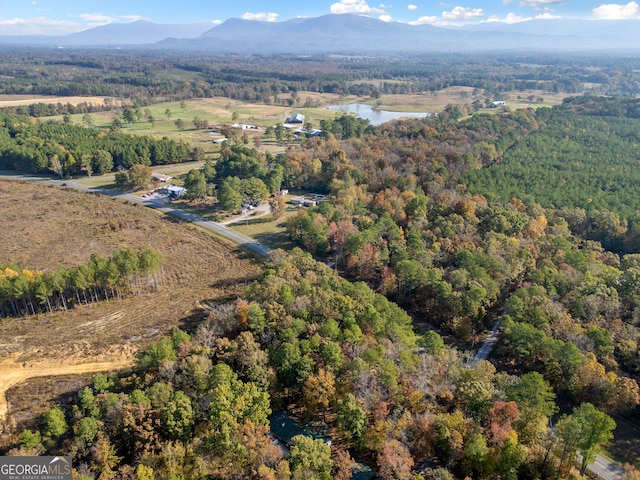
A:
[0, 14, 638, 54]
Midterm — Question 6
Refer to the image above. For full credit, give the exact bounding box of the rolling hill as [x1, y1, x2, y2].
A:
[0, 14, 638, 54]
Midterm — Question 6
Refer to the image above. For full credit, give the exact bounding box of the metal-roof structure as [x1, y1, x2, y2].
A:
[269, 410, 331, 446]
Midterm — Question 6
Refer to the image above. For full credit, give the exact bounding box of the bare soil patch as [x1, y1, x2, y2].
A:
[0, 179, 260, 437]
[0, 359, 133, 434]
[0, 95, 110, 107]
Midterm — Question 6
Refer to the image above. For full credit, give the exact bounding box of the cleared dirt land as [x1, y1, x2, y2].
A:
[0, 95, 110, 107]
[0, 180, 260, 439]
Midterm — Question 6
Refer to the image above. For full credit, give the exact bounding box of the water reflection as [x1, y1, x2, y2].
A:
[326, 103, 434, 126]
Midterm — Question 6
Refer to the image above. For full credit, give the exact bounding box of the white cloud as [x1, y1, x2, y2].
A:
[485, 12, 531, 23]
[411, 15, 441, 25]
[411, 5, 485, 25]
[120, 15, 146, 22]
[442, 6, 484, 21]
[408, 4, 418, 10]
[593, 1, 640, 19]
[330, 0, 389, 17]
[76, 12, 114, 23]
[331, 0, 387, 15]
[519, 0, 563, 10]
[331, 0, 374, 14]
[536, 12, 561, 19]
[0, 16, 84, 35]
[74, 12, 147, 26]
[241, 11, 279, 22]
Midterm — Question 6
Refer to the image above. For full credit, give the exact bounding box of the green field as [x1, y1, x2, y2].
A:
[229, 204, 301, 250]
[55, 94, 350, 158]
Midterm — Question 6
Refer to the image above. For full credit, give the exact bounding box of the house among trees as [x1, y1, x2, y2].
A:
[290, 196, 317, 207]
[285, 113, 305, 124]
[270, 410, 331, 447]
[152, 173, 172, 183]
[293, 127, 323, 137]
[165, 184, 186, 198]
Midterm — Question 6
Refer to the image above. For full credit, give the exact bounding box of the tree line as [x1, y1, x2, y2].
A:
[0, 248, 164, 318]
[0, 113, 190, 176]
[462, 97, 640, 252]
[1, 49, 640, 106]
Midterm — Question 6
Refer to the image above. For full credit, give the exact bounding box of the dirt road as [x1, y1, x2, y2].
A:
[0, 359, 133, 432]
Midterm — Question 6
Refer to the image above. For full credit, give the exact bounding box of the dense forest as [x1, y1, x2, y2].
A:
[1, 49, 640, 106]
[461, 96, 640, 252]
[186, 96, 640, 472]
[6, 250, 624, 480]
[0, 113, 191, 175]
[5, 50, 640, 476]
[9, 95, 640, 478]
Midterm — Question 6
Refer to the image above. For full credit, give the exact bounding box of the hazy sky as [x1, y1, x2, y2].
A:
[2, 0, 639, 35]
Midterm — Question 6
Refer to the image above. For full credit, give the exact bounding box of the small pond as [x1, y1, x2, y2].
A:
[326, 103, 435, 126]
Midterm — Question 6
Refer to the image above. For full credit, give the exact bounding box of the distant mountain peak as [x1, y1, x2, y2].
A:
[0, 14, 638, 53]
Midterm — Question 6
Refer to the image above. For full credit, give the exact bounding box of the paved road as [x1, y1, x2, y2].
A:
[0, 174, 272, 257]
[583, 454, 624, 480]
[3, 174, 624, 479]
[466, 318, 622, 480]
[467, 320, 501, 368]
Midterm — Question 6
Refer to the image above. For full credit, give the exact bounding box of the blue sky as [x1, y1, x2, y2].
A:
[1, 0, 639, 35]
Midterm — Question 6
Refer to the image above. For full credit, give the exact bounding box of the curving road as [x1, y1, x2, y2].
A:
[467, 319, 622, 480]
[0, 174, 272, 257]
[1, 174, 622, 479]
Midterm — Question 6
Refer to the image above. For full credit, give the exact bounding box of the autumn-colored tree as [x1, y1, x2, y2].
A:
[49, 154, 64, 178]
[91, 432, 121, 480]
[332, 450, 353, 480]
[239, 420, 283, 474]
[573, 355, 610, 404]
[377, 439, 414, 480]
[135, 464, 154, 480]
[269, 195, 286, 221]
[120, 402, 161, 458]
[488, 401, 520, 445]
[604, 374, 640, 413]
[235, 299, 250, 330]
[301, 368, 335, 420]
